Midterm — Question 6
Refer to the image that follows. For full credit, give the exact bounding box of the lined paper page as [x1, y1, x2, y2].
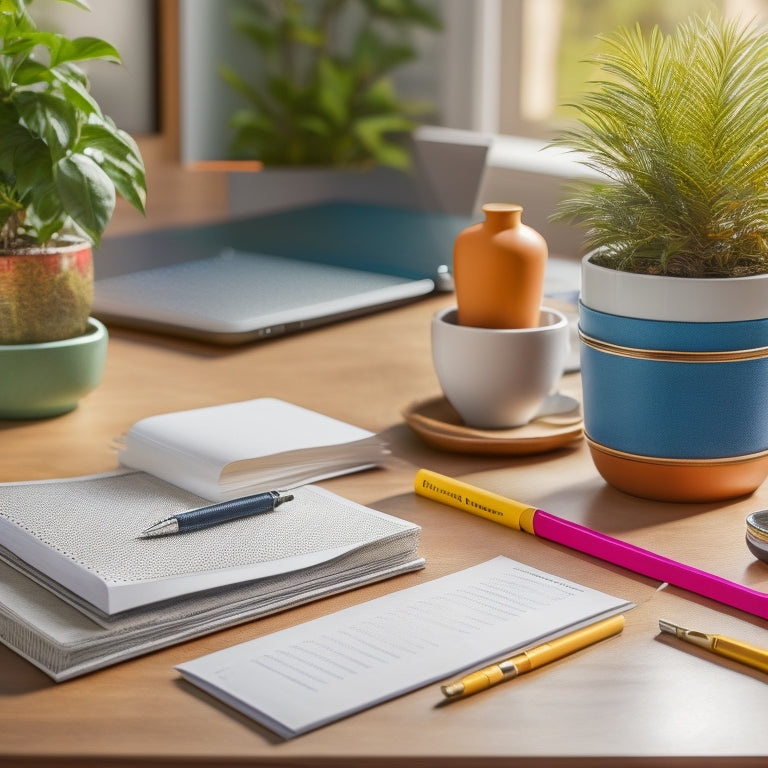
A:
[177, 556, 632, 738]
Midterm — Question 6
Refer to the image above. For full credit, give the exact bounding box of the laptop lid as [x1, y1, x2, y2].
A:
[93, 203, 474, 344]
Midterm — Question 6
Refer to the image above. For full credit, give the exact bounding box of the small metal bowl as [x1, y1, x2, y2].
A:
[746, 510, 768, 563]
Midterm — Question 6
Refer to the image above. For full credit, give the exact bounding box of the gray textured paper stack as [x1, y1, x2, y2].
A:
[0, 472, 423, 681]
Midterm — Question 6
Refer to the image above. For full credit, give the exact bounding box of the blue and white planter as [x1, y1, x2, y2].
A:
[579, 255, 768, 502]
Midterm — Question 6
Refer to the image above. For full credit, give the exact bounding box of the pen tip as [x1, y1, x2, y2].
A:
[441, 682, 465, 699]
[138, 518, 177, 538]
[658, 619, 681, 635]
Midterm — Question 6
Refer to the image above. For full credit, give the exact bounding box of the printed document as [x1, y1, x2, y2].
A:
[176, 556, 633, 738]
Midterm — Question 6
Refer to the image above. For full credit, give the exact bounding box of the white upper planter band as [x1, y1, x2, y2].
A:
[581, 254, 768, 323]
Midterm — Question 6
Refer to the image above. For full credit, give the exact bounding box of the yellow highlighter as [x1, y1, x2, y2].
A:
[659, 619, 768, 674]
[441, 614, 625, 699]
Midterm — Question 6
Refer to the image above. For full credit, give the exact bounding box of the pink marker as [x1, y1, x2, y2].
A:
[415, 469, 768, 620]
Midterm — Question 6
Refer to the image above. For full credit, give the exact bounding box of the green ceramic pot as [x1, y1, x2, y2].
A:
[0, 317, 108, 419]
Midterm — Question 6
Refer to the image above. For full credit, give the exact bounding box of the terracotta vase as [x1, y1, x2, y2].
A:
[0, 239, 93, 344]
[453, 203, 547, 329]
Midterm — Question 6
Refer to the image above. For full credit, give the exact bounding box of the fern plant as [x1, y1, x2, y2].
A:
[220, 0, 441, 170]
[553, 14, 768, 277]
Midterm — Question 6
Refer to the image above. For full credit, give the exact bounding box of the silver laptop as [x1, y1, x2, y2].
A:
[93, 247, 437, 344]
[93, 132, 491, 344]
[93, 202, 477, 344]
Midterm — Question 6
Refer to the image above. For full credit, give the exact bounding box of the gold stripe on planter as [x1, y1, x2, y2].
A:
[585, 435, 768, 466]
[579, 330, 768, 363]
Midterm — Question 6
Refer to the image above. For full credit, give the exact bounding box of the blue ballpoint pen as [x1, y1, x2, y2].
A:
[138, 490, 294, 538]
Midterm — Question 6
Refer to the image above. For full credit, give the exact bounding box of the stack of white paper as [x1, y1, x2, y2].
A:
[0, 479, 423, 680]
[117, 397, 389, 500]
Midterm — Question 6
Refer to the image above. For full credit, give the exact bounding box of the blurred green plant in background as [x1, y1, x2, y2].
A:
[220, 0, 441, 170]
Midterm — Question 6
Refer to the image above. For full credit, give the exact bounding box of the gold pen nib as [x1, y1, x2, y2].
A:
[659, 618, 686, 637]
[659, 619, 711, 650]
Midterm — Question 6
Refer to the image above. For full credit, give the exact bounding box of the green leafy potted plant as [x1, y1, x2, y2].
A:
[0, 0, 146, 418]
[553, 13, 768, 502]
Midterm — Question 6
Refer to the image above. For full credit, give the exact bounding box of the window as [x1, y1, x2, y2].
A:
[438, 0, 768, 254]
[491, 0, 768, 139]
[28, 0, 159, 135]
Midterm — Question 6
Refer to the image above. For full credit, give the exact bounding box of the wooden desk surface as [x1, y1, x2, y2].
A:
[3, 293, 768, 767]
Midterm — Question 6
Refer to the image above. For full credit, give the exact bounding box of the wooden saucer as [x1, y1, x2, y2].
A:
[402, 395, 583, 455]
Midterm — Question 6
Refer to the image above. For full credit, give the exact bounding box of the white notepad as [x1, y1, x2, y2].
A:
[176, 556, 633, 739]
[117, 397, 387, 500]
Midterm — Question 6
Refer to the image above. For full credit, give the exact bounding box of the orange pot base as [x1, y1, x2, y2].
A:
[586, 437, 768, 502]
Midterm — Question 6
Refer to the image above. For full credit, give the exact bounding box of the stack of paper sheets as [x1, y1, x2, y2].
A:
[0, 477, 423, 681]
[0, 398, 421, 681]
[116, 397, 390, 500]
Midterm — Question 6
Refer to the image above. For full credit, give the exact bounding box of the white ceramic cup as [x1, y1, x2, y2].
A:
[431, 306, 570, 428]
